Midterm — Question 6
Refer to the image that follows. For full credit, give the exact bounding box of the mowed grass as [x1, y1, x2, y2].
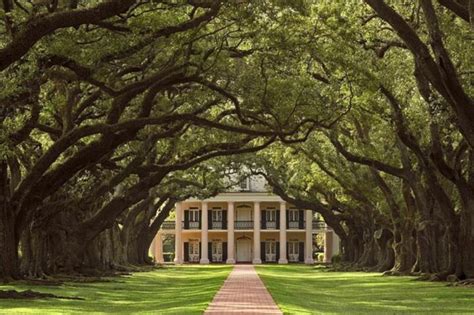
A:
[256, 265, 474, 315]
[0, 265, 232, 314]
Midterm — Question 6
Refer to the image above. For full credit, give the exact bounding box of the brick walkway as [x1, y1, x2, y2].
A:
[204, 265, 282, 315]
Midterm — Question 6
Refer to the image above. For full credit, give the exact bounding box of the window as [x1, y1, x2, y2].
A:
[212, 209, 222, 221]
[212, 242, 222, 255]
[266, 209, 276, 221]
[190, 242, 199, 255]
[189, 240, 200, 262]
[212, 241, 223, 262]
[239, 178, 250, 190]
[189, 209, 200, 222]
[288, 209, 299, 222]
[288, 241, 299, 255]
[265, 241, 276, 254]
[265, 241, 276, 262]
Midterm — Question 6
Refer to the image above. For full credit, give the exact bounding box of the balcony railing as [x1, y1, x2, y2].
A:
[188, 221, 200, 229]
[161, 220, 327, 230]
[264, 221, 277, 229]
[161, 221, 175, 229]
[288, 221, 301, 229]
[210, 221, 223, 229]
[235, 220, 254, 230]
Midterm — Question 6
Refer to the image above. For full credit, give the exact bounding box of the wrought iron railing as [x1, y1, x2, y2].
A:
[161, 219, 327, 230]
[188, 221, 200, 229]
[264, 221, 277, 229]
[161, 221, 175, 229]
[235, 220, 253, 230]
[265, 254, 277, 262]
[288, 221, 301, 229]
[210, 221, 223, 229]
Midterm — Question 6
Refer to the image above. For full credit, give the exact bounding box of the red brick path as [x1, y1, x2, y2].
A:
[204, 265, 282, 315]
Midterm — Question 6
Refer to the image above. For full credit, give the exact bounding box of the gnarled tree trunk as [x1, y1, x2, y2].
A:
[0, 160, 20, 282]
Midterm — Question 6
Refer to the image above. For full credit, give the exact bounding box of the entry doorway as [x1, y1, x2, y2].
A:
[236, 236, 252, 262]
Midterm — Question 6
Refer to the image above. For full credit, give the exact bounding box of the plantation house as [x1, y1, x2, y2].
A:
[151, 175, 340, 264]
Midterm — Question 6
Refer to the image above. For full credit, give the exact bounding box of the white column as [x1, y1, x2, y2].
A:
[150, 237, 156, 261]
[279, 201, 288, 264]
[253, 201, 262, 264]
[200, 201, 210, 264]
[305, 210, 314, 264]
[174, 202, 183, 264]
[324, 230, 334, 263]
[155, 233, 164, 264]
[226, 202, 235, 264]
[333, 232, 341, 256]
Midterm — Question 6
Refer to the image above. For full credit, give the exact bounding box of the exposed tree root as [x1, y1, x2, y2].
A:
[382, 270, 412, 277]
[448, 279, 474, 287]
[0, 290, 84, 300]
[21, 279, 64, 286]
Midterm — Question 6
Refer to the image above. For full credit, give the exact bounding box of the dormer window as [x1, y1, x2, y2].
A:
[239, 178, 250, 191]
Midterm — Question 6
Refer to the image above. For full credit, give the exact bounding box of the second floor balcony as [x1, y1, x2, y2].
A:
[210, 220, 225, 230]
[160, 220, 328, 231]
[235, 220, 254, 230]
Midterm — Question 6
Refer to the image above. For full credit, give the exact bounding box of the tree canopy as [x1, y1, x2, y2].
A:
[0, 0, 473, 283]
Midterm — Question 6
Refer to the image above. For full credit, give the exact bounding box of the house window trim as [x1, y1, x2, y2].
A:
[288, 208, 299, 222]
[265, 240, 276, 255]
[265, 208, 277, 222]
[239, 178, 251, 191]
[189, 208, 200, 222]
[212, 209, 222, 222]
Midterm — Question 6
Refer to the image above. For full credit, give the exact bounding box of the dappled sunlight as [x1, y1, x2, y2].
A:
[256, 265, 474, 314]
[0, 266, 232, 314]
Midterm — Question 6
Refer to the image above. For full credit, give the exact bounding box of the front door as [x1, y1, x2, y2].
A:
[236, 238, 252, 262]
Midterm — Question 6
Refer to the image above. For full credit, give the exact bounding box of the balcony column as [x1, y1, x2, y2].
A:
[253, 201, 262, 264]
[150, 237, 156, 260]
[200, 201, 210, 264]
[305, 210, 314, 264]
[279, 201, 288, 264]
[226, 202, 235, 264]
[174, 202, 183, 264]
[154, 233, 164, 264]
[324, 230, 334, 263]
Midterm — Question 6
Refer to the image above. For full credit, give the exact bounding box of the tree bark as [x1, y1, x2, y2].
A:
[0, 160, 20, 281]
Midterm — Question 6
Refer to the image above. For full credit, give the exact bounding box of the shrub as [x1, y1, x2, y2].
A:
[163, 253, 175, 262]
[313, 252, 325, 262]
[331, 254, 342, 264]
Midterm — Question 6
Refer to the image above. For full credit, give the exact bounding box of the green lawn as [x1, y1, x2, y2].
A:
[256, 265, 474, 315]
[0, 265, 232, 314]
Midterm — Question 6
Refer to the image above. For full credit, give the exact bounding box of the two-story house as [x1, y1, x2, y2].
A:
[151, 175, 340, 264]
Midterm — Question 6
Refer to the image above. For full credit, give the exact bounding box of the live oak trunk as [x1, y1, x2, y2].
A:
[458, 194, 474, 279]
[391, 229, 416, 273]
[0, 160, 20, 281]
[374, 228, 395, 272]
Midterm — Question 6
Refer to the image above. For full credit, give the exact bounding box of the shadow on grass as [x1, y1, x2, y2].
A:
[256, 265, 474, 314]
[0, 265, 232, 315]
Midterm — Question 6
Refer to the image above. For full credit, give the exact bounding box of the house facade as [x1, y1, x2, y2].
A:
[151, 175, 340, 264]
